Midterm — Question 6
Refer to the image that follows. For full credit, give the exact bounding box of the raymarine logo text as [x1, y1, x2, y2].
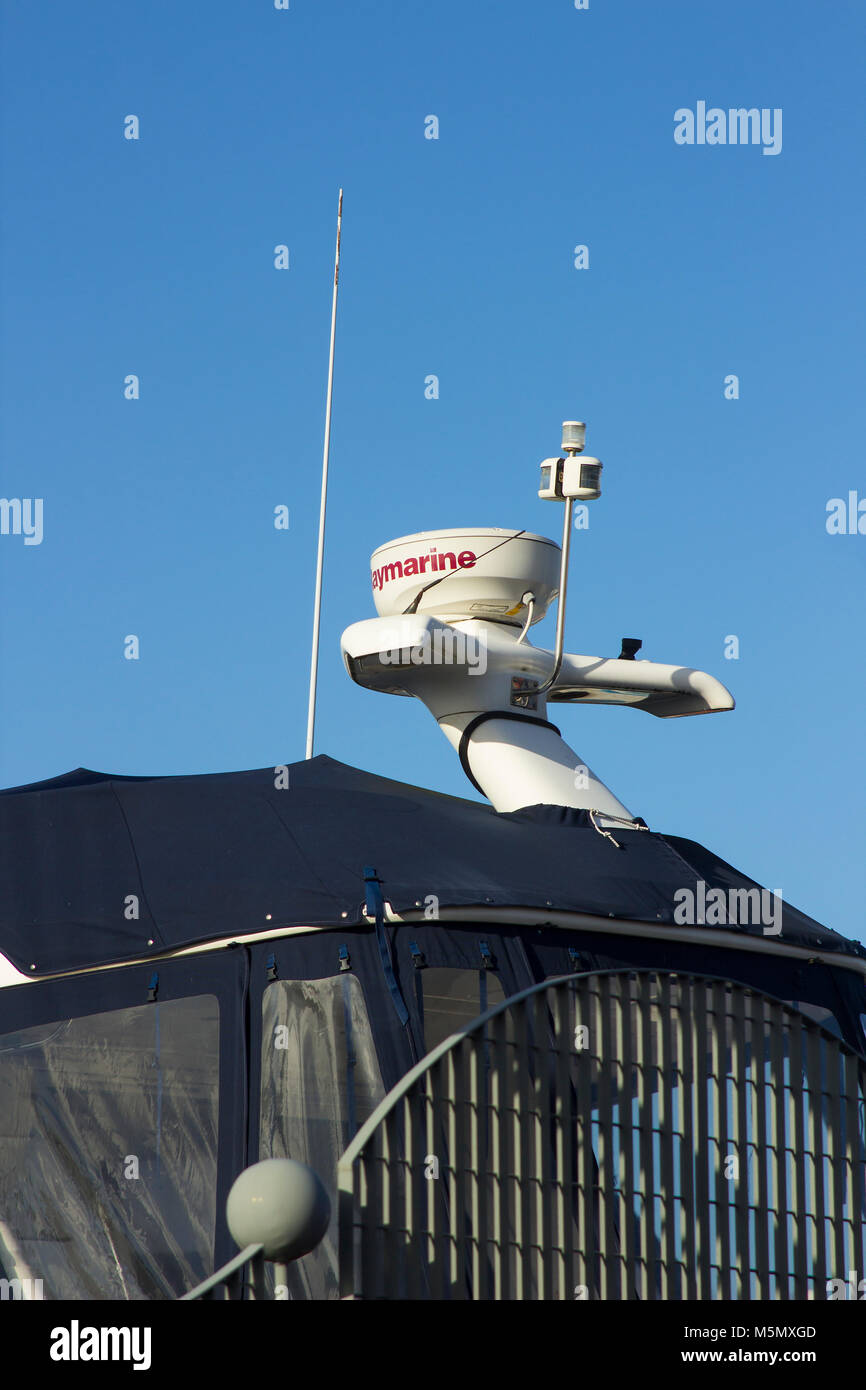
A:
[372, 549, 476, 591]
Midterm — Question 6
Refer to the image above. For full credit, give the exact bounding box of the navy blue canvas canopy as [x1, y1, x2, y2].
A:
[0, 754, 861, 976]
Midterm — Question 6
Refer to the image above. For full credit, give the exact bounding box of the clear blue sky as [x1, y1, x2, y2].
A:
[1, 1, 863, 942]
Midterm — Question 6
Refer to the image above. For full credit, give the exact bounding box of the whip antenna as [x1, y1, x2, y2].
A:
[305, 188, 343, 759]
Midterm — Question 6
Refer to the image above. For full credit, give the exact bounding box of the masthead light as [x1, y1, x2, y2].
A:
[538, 418, 602, 502]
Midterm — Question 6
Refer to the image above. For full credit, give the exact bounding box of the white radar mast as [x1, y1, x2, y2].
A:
[341, 418, 734, 820]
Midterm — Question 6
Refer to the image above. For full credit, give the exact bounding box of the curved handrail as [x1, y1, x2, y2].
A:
[338, 966, 861, 1176]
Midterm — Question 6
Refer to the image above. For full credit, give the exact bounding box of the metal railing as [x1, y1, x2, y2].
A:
[337, 971, 866, 1299]
[182, 1244, 267, 1300]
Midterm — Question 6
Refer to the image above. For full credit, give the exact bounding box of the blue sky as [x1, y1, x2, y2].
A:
[1, 1, 863, 941]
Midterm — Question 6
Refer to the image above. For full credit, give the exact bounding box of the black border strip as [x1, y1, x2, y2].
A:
[457, 710, 562, 795]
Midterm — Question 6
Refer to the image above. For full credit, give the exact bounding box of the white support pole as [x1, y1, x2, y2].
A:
[305, 189, 343, 760]
[535, 496, 573, 696]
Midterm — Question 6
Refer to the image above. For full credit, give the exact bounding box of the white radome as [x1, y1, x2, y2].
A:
[370, 527, 560, 625]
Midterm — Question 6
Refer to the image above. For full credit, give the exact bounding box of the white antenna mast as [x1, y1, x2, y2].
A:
[305, 188, 343, 759]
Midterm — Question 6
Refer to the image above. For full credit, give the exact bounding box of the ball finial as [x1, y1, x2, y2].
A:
[226, 1159, 331, 1261]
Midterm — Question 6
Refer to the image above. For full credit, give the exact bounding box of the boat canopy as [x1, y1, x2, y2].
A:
[0, 754, 861, 977]
[0, 754, 864, 1300]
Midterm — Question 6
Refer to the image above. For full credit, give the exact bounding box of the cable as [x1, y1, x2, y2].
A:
[402, 530, 528, 614]
[534, 498, 573, 695]
[588, 808, 650, 849]
[516, 592, 535, 644]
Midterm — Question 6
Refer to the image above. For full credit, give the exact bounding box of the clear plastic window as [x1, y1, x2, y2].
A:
[419, 968, 507, 1053]
[259, 976, 385, 1300]
[0, 995, 219, 1299]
